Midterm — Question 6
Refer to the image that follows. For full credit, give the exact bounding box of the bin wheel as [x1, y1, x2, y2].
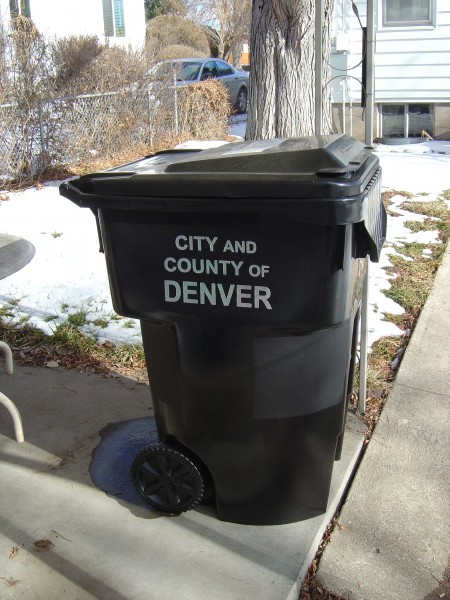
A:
[131, 444, 204, 514]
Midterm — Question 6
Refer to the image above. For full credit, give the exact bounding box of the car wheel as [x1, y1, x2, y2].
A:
[235, 87, 248, 114]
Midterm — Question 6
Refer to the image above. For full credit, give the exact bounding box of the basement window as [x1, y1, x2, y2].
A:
[379, 104, 434, 138]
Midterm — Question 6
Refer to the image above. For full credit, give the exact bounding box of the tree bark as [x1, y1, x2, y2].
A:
[246, 0, 334, 140]
[230, 38, 244, 69]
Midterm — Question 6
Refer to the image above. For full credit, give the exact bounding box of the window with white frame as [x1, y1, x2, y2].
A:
[379, 104, 434, 138]
[102, 0, 126, 37]
[383, 0, 434, 26]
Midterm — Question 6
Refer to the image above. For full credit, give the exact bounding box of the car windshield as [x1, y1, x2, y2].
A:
[149, 61, 202, 82]
[174, 62, 202, 81]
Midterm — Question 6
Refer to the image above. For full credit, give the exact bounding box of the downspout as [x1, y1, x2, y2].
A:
[315, 0, 324, 135]
[364, 0, 375, 145]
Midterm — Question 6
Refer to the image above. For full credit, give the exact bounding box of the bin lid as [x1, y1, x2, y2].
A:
[60, 134, 382, 227]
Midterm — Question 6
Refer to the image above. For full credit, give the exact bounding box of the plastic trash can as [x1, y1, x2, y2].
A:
[60, 134, 386, 525]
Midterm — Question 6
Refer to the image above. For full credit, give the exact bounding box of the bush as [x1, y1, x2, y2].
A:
[146, 15, 209, 60]
[1, 16, 55, 104]
[77, 46, 149, 93]
[53, 35, 103, 95]
[54, 42, 149, 95]
[158, 44, 205, 60]
[0, 17, 57, 179]
[178, 79, 231, 139]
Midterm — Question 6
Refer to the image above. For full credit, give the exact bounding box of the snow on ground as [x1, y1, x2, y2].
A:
[369, 141, 450, 345]
[0, 130, 449, 349]
[0, 182, 142, 344]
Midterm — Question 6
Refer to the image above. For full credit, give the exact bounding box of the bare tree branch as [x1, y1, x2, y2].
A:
[186, 0, 251, 63]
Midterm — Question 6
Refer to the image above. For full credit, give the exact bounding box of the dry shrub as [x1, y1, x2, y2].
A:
[2, 16, 55, 103]
[0, 26, 7, 103]
[177, 79, 231, 139]
[58, 90, 151, 164]
[0, 17, 231, 183]
[68, 142, 153, 176]
[57, 45, 149, 95]
[53, 35, 103, 95]
[0, 17, 56, 179]
[158, 44, 205, 60]
[58, 81, 232, 175]
[146, 15, 209, 59]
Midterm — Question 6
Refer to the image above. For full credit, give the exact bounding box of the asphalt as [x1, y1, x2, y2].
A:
[0, 245, 448, 600]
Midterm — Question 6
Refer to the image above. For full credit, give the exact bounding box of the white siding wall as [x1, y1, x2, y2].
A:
[375, 0, 450, 102]
[0, 0, 12, 27]
[122, 0, 147, 50]
[331, 0, 450, 103]
[0, 0, 146, 50]
[330, 0, 367, 103]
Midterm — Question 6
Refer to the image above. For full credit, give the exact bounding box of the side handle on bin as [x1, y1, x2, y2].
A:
[59, 181, 83, 206]
[354, 203, 387, 263]
[91, 209, 104, 253]
[60, 181, 104, 253]
[355, 169, 387, 263]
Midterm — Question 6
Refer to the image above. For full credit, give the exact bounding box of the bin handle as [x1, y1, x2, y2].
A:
[59, 181, 86, 207]
[91, 209, 104, 253]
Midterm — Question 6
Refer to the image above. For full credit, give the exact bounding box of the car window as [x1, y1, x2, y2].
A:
[216, 62, 233, 77]
[201, 61, 218, 80]
[150, 63, 173, 78]
[176, 62, 201, 81]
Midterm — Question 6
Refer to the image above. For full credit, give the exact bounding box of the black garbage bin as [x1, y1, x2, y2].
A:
[60, 134, 386, 525]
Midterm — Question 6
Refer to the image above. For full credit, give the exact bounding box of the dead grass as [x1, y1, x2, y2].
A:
[0, 321, 148, 383]
[382, 190, 403, 216]
[401, 198, 450, 242]
[301, 515, 348, 599]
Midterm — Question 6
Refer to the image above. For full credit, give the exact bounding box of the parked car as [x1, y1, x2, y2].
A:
[149, 58, 249, 114]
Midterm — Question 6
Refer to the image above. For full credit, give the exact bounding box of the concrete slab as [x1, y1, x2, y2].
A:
[0, 365, 365, 600]
[317, 245, 450, 600]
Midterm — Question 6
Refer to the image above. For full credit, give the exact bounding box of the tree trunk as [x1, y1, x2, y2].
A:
[217, 29, 226, 59]
[246, 0, 334, 140]
[321, 0, 334, 134]
[230, 38, 243, 69]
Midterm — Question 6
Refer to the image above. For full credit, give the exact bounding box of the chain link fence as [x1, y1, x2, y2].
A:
[0, 87, 181, 182]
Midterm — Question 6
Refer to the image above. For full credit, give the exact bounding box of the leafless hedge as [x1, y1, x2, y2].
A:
[0, 79, 232, 184]
[0, 17, 231, 185]
[0, 90, 150, 180]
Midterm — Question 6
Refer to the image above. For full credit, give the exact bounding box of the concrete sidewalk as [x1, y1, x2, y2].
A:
[0, 350, 364, 599]
[317, 245, 450, 599]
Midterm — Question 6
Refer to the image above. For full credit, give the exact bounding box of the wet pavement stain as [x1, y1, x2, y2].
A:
[89, 417, 159, 509]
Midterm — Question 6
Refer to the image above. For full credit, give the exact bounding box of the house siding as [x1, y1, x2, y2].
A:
[332, 0, 450, 103]
[0, 0, 146, 50]
[331, 0, 450, 139]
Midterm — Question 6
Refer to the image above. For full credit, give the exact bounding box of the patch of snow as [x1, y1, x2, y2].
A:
[175, 140, 230, 150]
[228, 115, 247, 139]
[1, 141, 449, 350]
